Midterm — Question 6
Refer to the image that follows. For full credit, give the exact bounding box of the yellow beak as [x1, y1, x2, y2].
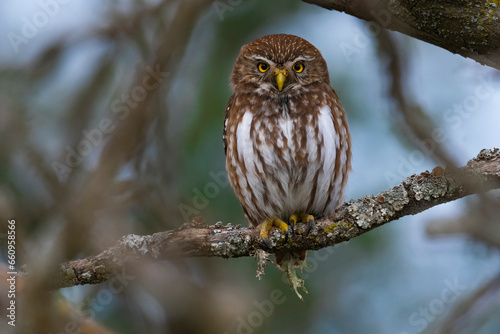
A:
[274, 68, 288, 91]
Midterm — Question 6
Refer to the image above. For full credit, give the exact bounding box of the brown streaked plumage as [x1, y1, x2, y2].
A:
[223, 34, 351, 268]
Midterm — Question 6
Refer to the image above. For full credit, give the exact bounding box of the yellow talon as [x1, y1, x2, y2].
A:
[259, 219, 273, 239]
[289, 213, 315, 233]
[275, 219, 289, 234]
[258, 217, 289, 239]
[300, 214, 315, 226]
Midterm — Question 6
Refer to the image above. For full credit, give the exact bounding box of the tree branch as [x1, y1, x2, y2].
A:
[52, 149, 500, 288]
[302, 0, 500, 70]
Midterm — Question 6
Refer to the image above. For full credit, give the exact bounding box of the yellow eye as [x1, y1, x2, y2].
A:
[257, 62, 269, 72]
[293, 62, 304, 73]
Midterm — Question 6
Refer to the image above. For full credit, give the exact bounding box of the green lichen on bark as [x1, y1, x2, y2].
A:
[52, 149, 500, 288]
[390, 0, 500, 53]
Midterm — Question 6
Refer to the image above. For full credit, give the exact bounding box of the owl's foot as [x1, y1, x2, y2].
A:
[289, 214, 315, 235]
[257, 217, 289, 247]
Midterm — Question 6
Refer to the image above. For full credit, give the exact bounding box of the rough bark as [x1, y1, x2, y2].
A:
[302, 0, 500, 70]
[51, 148, 500, 288]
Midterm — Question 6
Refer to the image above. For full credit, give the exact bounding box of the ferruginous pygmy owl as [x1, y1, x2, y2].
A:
[223, 34, 351, 272]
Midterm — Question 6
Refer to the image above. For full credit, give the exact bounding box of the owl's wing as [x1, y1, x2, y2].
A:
[223, 95, 234, 156]
[327, 86, 352, 174]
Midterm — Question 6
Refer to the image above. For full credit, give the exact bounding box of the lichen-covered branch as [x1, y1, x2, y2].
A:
[302, 0, 500, 70]
[54, 149, 500, 288]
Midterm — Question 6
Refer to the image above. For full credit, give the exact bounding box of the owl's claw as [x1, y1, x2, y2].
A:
[257, 214, 315, 247]
[258, 217, 290, 247]
[261, 237, 273, 251]
[289, 215, 297, 233]
[305, 215, 314, 235]
[289, 214, 315, 236]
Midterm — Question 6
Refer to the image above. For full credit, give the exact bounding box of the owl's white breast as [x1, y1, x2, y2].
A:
[230, 104, 343, 223]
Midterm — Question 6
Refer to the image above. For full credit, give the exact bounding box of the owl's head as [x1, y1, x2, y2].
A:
[230, 34, 330, 97]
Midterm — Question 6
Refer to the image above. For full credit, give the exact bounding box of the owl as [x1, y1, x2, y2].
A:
[223, 34, 351, 269]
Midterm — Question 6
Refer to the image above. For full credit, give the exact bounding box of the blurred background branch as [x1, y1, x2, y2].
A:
[1, 0, 500, 333]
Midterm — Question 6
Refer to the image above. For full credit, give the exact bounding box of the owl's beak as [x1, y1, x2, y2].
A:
[273, 68, 288, 91]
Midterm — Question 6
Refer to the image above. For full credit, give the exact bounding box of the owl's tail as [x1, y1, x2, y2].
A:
[275, 250, 307, 268]
[275, 250, 309, 299]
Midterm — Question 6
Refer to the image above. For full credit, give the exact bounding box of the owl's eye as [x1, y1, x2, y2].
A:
[293, 62, 304, 73]
[257, 62, 269, 73]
